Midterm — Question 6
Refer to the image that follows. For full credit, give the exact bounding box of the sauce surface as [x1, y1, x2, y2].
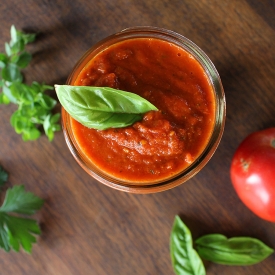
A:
[71, 38, 215, 183]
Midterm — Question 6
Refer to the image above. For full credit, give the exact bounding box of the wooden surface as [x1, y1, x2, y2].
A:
[0, 0, 275, 274]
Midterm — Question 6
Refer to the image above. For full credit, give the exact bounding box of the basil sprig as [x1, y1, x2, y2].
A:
[195, 234, 274, 266]
[170, 216, 206, 275]
[170, 216, 274, 275]
[0, 25, 60, 141]
[55, 85, 158, 130]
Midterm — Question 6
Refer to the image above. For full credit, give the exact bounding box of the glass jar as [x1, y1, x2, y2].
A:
[62, 26, 226, 194]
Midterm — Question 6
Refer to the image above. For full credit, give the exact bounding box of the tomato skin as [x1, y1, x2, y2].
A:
[230, 128, 275, 222]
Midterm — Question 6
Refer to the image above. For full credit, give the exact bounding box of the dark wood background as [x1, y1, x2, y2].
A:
[0, 1, 275, 274]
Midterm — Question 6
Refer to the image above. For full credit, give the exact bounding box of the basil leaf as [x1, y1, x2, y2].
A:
[170, 216, 206, 275]
[10, 112, 31, 134]
[10, 40, 25, 54]
[195, 234, 274, 266]
[22, 127, 41, 141]
[43, 113, 61, 141]
[2, 85, 17, 103]
[50, 113, 61, 124]
[32, 82, 53, 93]
[10, 25, 17, 45]
[0, 93, 10, 105]
[5, 42, 11, 56]
[0, 53, 8, 68]
[16, 52, 32, 68]
[2, 63, 22, 82]
[55, 85, 158, 130]
[10, 82, 33, 103]
[21, 33, 36, 45]
[43, 114, 61, 141]
[37, 94, 57, 110]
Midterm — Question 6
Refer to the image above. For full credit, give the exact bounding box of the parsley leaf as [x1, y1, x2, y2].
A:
[4, 215, 41, 253]
[0, 25, 60, 141]
[0, 166, 44, 253]
[0, 185, 44, 215]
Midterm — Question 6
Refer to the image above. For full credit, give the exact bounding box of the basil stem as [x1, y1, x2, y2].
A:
[170, 216, 206, 275]
[195, 234, 274, 266]
[55, 85, 158, 130]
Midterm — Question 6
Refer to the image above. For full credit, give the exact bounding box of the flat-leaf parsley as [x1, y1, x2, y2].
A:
[0, 165, 44, 253]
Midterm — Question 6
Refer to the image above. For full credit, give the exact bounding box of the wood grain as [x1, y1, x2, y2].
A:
[0, 0, 275, 274]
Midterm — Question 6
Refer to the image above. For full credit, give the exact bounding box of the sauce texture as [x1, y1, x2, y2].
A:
[71, 38, 215, 183]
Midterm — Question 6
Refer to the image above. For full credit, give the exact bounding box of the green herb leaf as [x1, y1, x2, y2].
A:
[55, 85, 158, 130]
[8, 82, 58, 141]
[10, 25, 17, 45]
[0, 184, 43, 253]
[0, 166, 8, 186]
[21, 32, 36, 45]
[5, 215, 41, 253]
[2, 85, 17, 103]
[0, 185, 44, 215]
[43, 113, 61, 141]
[22, 127, 42, 141]
[1, 63, 22, 82]
[4, 81, 58, 140]
[0, 25, 59, 141]
[10, 40, 25, 55]
[16, 52, 32, 68]
[0, 214, 10, 251]
[170, 216, 206, 275]
[0, 93, 10, 104]
[195, 234, 274, 266]
[38, 94, 57, 110]
[10, 110, 30, 133]
[0, 53, 8, 68]
[5, 42, 11, 56]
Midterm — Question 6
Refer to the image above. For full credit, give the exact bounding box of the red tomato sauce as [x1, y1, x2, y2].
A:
[71, 38, 215, 183]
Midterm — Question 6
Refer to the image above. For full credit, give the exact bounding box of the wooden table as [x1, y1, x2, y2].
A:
[0, 1, 275, 274]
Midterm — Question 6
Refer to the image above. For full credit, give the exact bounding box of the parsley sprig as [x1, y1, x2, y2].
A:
[0, 166, 44, 253]
[0, 25, 60, 141]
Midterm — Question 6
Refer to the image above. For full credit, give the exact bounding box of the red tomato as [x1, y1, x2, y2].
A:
[230, 128, 275, 222]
